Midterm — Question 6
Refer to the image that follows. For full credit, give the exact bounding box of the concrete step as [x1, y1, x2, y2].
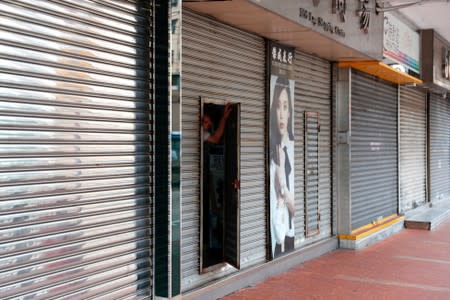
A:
[338, 215, 404, 250]
[404, 200, 450, 231]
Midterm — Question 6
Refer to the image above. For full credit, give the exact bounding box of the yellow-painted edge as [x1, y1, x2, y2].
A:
[338, 215, 405, 241]
[338, 61, 423, 85]
[350, 213, 398, 233]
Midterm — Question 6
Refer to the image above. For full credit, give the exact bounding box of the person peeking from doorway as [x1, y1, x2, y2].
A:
[202, 102, 233, 144]
[270, 76, 295, 258]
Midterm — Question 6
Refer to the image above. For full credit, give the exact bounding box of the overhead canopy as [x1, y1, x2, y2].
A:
[339, 61, 423, 85]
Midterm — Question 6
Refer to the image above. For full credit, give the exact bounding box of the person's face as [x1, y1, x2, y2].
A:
[276, 89, 290, 138]
[202, 114, 212, 131]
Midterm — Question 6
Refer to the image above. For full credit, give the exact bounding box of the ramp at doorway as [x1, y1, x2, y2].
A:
[404, 201, 450, 230]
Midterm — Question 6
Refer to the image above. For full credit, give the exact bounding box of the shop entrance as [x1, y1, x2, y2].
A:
[200, 100, 240, 271]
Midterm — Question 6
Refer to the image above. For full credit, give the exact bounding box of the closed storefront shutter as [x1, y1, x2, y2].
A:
[294, 51, 332, 243]
[181, 9, 265, 290]
[351, 71, 398, 229]
[0, 1, 153, 299]
[399, 86, 427, 212]
[429, 93, 450, 203]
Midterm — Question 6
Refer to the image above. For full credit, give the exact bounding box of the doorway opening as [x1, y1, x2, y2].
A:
[200, 99, 240, 272]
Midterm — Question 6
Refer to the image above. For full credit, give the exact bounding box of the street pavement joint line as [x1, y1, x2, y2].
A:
[395, 255, 450, 265]
[335, 275, 450, 293]
[422, 240, 450, 246]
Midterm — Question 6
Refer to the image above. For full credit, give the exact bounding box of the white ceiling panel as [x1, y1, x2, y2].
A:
[395, 1, 450, 41]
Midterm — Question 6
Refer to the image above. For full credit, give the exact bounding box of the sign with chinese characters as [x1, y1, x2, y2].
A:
[267, 41, 296, 260]
[357, 0, 371, 34]
[335, 0, 346, 22]
[271, 45, 294, 66]
[383, 13, 420, 74]
[270, 43, 295, 78]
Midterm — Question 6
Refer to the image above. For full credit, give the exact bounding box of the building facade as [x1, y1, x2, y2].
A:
[0, 1, 449, 299]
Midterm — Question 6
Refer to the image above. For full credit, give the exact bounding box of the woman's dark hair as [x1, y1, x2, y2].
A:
[203, 103, 222, 131]
[270, 76, 294, 162]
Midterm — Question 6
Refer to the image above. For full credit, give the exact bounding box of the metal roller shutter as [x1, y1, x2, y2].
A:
[429, 93, 450, 203]
[351, 71, 398, 229]
[181, 10, 265, 290]
[294, 51, 332, 244]
[304, 111, 320, 236]
[0, 1, 153, 299]
[331, 64, 338, 235]
[399, 86, 426, 212]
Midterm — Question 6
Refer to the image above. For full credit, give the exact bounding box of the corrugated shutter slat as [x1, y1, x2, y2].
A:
[399, 87, 426, 212]
[0, 1, 153, 299]
[351, 70, 398, 229]
[294, 51, 332, 244]
[181, 11, 332, 291]
[181, 9, 265, 290]
[429, 93, 450, 202]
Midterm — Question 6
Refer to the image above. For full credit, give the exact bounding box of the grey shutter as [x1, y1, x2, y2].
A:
[0, 1, 153, 299]
[351, 70, 398, 229]
[224, 104, 240, 269]
[429, 93, 450, 203]
[294, 51, 332, 244]
[399, 87, 427, 212]
[304, 112, 320, 236]
[331, 64, 338, 236]
[181, 9, 265, 290]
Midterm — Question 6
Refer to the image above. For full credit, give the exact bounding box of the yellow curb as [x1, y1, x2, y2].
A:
[338, 215, 405, 241]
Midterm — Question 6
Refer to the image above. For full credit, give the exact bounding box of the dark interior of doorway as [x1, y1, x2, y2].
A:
[202, 102, 240, 271]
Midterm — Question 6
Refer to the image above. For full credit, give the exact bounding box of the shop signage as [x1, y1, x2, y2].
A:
[383, 13, 420, 74]
[335, 0, 346, 22]
[271, 45, 294, 66]
[299, 7, 346, 37]
[357, 0, 371, 34]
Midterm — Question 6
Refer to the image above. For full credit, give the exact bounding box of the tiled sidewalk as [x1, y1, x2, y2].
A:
[223, 220, 450, 300]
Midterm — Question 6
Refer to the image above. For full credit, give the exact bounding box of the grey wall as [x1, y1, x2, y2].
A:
[433, 35, 450, 91]
[421, 30, 450, 91]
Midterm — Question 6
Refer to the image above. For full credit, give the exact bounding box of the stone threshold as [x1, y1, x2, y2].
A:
[404, 201, 450, 231]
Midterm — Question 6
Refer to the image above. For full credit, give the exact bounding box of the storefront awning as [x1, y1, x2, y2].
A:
[338, 61, 423, 85]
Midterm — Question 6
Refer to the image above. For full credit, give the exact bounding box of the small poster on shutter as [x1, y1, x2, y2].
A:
[268, 41, 296, 259]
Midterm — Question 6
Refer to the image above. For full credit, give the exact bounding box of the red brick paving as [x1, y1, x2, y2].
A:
[223, 220, 450, 300]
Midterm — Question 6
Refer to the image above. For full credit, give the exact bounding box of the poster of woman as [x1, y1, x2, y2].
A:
[268, 42, 296, 259]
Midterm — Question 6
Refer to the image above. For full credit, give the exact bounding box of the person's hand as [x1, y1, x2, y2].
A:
[223, 103, 233, 120]
[207, 102, 233, 144]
